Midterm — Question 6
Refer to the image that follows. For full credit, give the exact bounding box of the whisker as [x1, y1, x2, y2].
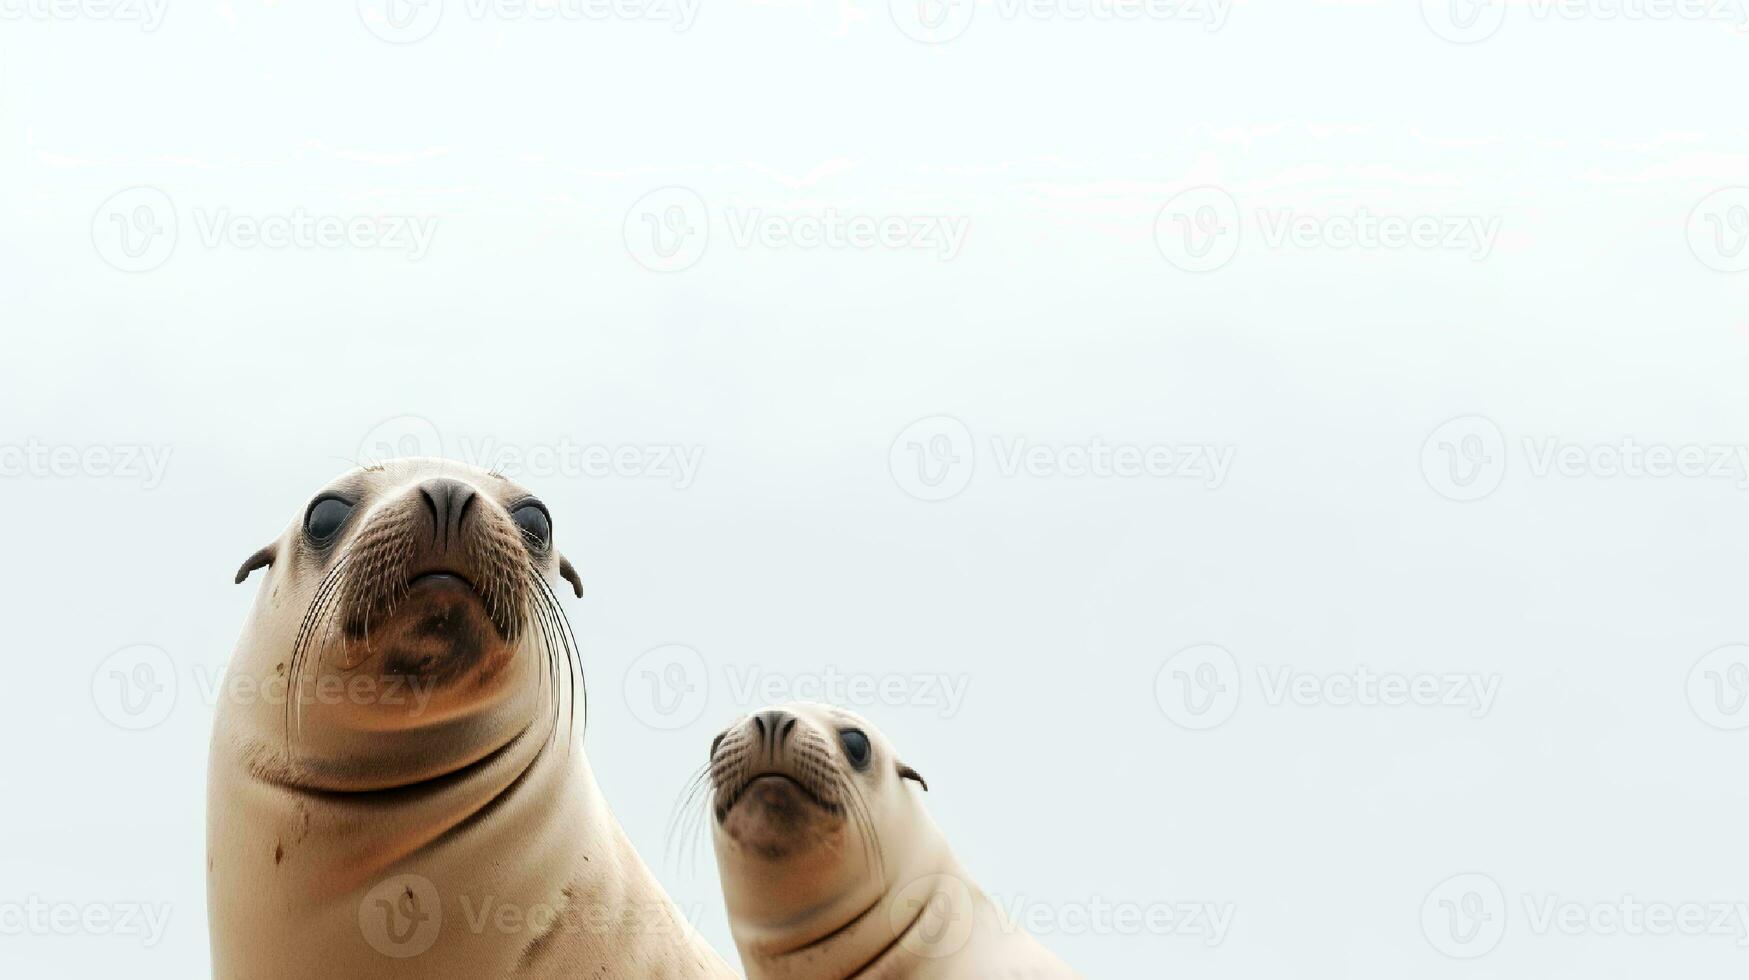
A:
[286, 554, 350, 745]
[666, 762, 718, 874]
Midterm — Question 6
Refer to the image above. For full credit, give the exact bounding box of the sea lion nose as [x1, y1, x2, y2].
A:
[752, 709, 798, 750]
[417, 477, 478, 550]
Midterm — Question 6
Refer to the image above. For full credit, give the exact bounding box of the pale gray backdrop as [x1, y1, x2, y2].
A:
[3, 3, 1748, 978]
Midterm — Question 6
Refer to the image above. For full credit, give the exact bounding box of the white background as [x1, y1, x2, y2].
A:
[4, 1, 1749, 977]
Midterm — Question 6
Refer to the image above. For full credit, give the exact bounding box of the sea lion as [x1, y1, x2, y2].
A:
[208, 458, 736, 979]
[703, 702, 1078, 979]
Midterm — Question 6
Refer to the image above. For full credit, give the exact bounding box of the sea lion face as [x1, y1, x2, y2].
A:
[708, 703, 929, 919]
[230, 458, 583, 790]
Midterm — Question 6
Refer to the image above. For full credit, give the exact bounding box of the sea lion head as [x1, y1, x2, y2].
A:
[227, 458, 584, 792]
[706, 703, 933, 941]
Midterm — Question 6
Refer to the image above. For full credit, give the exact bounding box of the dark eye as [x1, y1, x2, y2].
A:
[304, 497, 353, 543]
[839, 729, 871, 770]
[512, 501, 551, 547]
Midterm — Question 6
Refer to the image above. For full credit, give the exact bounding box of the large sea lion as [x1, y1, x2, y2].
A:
[704, 702, 1079, 979]
[208, 458, 736, 978]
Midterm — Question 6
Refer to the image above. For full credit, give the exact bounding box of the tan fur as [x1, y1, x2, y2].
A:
[708, 702, 1079, 979]
[208, 458, 735, 979]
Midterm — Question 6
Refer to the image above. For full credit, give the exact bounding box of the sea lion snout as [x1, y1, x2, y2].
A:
[709, 707, 859, 861]
[752, 708, 799, 750]
[334, 476, 524, 637]
[415, 477, 478, 553]
[329, 475, 533, 683]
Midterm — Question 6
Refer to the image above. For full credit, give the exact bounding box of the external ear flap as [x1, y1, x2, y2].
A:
[558, 556, 583, 598]
[897, 763, 928, 792]
[234, 544, 276, 584]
